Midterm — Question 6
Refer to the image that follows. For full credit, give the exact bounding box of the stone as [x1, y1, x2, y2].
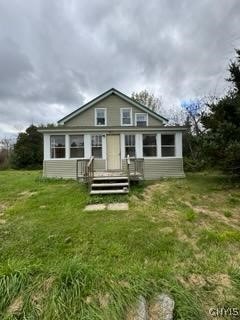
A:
[64, 237, 72, 243]
[84, 204, 106, 211]
[126, 296, 148, 320]
[149, 294, 174, 320]
[98, 293, 110, 308]
[7, 296, 23, 315]
[48, 234, 56, 240]
[107, 203, 128, 211]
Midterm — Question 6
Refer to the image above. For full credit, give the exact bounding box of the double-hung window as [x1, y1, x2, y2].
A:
[125, 134, 136, 157]
[121, 108, 132, 126]
[136, 113, 148, 127]
[91, 135, 102, 158]
[143, 134, 157, 157]
[95, 108, 106, 126]
[50, 135, 65, 158]
[70, 135, 84, 158]
[161, 134, 175, 157]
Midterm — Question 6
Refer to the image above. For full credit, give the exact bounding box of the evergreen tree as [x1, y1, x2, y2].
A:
[201, 49, 240, 174]
[11, 125, 43, 169]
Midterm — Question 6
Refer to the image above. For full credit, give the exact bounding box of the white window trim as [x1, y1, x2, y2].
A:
[49, 134, 66, 160]
[135, 113, 148, 127]
[142, 133, 158, 158]
[124, 134, 136, 158]
[91, 134, 104, 159]
[120, 107, 133, 126]
[69, 134, 85, 159]
[95, 108, 107, 126]
[161, 133, 176, 158]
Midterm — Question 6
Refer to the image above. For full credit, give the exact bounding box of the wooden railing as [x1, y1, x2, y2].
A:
[125, 155, 144, 180]
[86, 156, 94, 189]
[76, 157, 94, 189]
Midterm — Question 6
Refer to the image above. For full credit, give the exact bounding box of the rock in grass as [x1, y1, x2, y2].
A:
[126, 295, 148, 320]
[7, 296, 23, 315]
[64, 236, 72, 244]
[149, 294, 174, 320]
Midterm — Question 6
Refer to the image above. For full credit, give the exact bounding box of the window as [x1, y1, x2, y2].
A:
[95, 108, 106, 126]
[125, 135, 136, 157]
[70, 135, 84, 158]
[91, 135, 102, 158]
[161, 134, 175, 157]
[50, 135, 65, 158]
[136, 113, 148, 127]
[121, 108, 132, 125]
[143, 134, 157, 157]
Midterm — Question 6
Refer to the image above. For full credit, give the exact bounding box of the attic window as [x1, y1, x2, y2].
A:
[95, 108, 106, 126]
[121, 108, 132, 126]
[136, 113, 148, 127]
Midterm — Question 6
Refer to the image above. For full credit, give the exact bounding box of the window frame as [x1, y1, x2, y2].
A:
[161, 133, 176, 157]
[95, 108, 107, 126]
[69, 135, 85, 159]
[125, 134, 136, 158]
[120, 108, 133, 126]
[142, 134, 157, 158]
[50, 135, 66, 159]
[91, 134, 103, 159]
[135, 113, 148, 127]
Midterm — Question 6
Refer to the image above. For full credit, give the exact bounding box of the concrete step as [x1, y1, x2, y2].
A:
[90, 189, 129, 195]
[92, 182, 129, 188]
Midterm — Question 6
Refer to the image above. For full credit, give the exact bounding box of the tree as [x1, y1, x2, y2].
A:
[11, 125, 43, 169]
[0, 137, 14, 169]
[201, 49, 240, 174]
[131, 89, 163, 113]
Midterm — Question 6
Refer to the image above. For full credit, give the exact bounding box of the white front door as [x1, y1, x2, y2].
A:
[107, 135, 121, 170]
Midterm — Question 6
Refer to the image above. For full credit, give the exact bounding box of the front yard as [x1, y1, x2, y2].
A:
[0, 170, 240, 319]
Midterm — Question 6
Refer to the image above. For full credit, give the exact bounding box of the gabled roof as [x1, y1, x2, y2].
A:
[58, 88, 169, 124]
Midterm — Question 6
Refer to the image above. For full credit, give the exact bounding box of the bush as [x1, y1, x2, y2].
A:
[183, 157, 206, 172]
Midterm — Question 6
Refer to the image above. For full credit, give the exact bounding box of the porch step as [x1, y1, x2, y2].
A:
[93, 176, 128, 181]
[90, 189, 129, 195]
[92, 182, 129, 187]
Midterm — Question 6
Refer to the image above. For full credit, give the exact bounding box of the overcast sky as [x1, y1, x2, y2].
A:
[0, 0, 239, 136]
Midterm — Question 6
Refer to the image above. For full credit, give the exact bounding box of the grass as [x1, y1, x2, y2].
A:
[0, 170, 240, 319]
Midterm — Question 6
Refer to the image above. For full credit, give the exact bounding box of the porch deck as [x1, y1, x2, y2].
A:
[76, 157, 144, 194]
[94, 171, 143, 179]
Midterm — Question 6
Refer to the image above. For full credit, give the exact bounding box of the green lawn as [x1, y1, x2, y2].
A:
[0, 170, 240, 319]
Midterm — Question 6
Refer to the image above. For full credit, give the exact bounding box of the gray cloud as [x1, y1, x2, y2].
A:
[0, 0, 240, 136]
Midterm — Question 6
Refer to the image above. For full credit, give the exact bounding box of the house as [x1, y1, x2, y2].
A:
[39, 88, 185, 194]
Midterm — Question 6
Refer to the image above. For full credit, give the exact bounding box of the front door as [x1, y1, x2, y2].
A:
[107, 135, 121, 170]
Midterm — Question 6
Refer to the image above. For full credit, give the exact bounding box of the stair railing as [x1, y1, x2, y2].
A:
[125, 155, 144, 180]
[86, 156, 94, 190]
[76, 157, 94, 189]
[76, 159, 89, 180]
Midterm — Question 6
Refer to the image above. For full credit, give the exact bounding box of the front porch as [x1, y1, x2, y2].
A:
[76, 157, 144, 194]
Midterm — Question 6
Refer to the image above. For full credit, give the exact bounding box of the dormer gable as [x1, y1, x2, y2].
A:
[58, 88, 168, 127]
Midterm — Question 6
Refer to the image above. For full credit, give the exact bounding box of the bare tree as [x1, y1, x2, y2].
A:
[131, 90, 163, 114]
